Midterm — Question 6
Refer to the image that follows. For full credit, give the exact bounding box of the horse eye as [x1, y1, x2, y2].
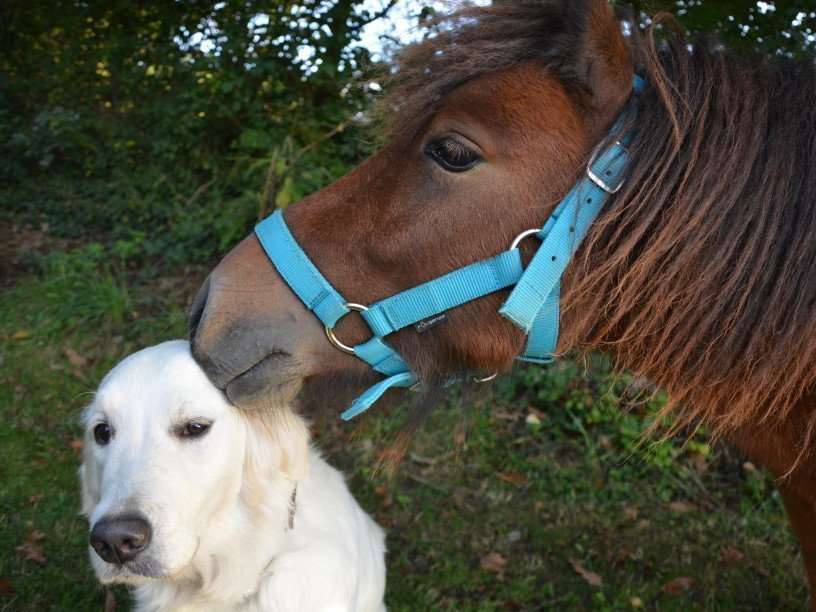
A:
[182, 421, 210, 438]
[424, 137, 481, 172]
[94, 423, 112, 445]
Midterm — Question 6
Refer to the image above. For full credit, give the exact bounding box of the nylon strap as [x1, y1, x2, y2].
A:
[256, 210, 350, 328]
[361, 249, 523, 337]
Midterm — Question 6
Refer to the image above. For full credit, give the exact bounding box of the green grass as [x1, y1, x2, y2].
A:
[0, 242, 809, 611]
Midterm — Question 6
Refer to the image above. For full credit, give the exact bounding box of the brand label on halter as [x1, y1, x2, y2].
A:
[415, 313, 448, 333]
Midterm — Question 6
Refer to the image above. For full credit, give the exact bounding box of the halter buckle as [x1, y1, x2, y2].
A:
[586, 141, 628, 194]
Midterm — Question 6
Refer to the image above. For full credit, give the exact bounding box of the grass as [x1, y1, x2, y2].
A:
[0, 238, 809, 611]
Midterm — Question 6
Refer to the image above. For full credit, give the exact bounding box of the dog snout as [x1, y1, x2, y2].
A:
[90, 516, 152, 565]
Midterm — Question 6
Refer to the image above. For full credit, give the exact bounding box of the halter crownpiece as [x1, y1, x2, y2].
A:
[255, 75, 645, 420]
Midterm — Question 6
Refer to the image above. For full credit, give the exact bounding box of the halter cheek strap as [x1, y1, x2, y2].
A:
[255, 76, 645, 420]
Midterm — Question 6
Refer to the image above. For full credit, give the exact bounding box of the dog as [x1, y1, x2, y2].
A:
[80, 340, 386, 611]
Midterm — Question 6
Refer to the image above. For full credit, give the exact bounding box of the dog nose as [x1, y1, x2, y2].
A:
[89, 516, 151, 565]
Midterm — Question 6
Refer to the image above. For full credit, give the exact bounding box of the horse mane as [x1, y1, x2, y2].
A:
[565, 19, 816, 461]
[372, 1, 816, 465]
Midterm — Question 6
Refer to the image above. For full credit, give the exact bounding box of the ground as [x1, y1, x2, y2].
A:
[0, 224, 809, 611]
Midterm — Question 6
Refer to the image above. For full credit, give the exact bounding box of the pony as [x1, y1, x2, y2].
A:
[187, 0, 816, 600]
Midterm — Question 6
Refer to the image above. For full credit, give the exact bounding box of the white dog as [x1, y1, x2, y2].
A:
[80, 340, 386, 611]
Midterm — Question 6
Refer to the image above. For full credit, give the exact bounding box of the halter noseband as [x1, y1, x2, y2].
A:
[255, 76, 645, 420]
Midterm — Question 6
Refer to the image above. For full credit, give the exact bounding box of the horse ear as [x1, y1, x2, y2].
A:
[551, 0, 634, 115]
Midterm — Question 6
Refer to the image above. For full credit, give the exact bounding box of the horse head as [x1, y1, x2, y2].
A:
[188, 0, 633, 409]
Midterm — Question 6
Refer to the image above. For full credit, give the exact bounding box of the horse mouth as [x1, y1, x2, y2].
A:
[222, 353, 305, 408]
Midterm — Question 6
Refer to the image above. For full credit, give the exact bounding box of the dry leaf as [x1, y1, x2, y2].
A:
[497, 472, 528, 485]
[65, 348, 89, 367]
[570, 559, 603, 587]
[25, 531, 45, 543]
[622, 506, 639, 521]
[663, 501, 697, 513]
[69, 439, 83, 453]
[15, 542, 46, 566]
[661, 576, 696, 596]
[11, 330, 29, 340]
[525, 413, 541, 426]
[13, 385, 27, 394]
[0, 578, 13, 599]
[375, 513, 393, 528]
[722, 546, 745, 566]
[480, 552, 507, 573]
[29, 493, 44, 504]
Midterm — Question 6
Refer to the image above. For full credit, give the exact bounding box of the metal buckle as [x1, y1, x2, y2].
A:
[586, 141, 628, 194]
[325, 303, 369, 354]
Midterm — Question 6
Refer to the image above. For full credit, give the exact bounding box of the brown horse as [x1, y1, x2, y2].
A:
[188, 0, 816, 600]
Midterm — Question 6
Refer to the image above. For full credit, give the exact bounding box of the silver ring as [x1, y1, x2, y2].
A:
[473, 372, 498, 383]
[325, 303, 369, 354]
[510, 228, 542, 250]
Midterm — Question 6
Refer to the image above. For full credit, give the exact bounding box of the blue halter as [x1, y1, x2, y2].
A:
[256, 76, 645, 420]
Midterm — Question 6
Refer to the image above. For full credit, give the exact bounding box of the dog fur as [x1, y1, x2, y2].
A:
[80, 340, 386, 611]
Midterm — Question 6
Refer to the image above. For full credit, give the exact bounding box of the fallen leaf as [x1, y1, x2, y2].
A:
[661, 576, 696, 596]
[742, 461, 757, 474]
[25, 531, 45, 543]
[663, 501, 697, 513]
[570, 559, 603, 587]
[0, 578, 13, 599]
[622, 506, 639, 521]
[375, 513, 393, 528]
[11, 330, 29, 340]
[481, 552, 507, 573]
[15, 542, 46, 566]
[525, 413, 541, 426]
[69, 439, 83, 453]
[29, 493, 44, 504]
[722, 546, 745, 566]
[65, 348, 89, 367]
[497, 472, 528, 485]
[630, 596, 644, 608]
[691, 454, 708, 472]
[13, 385, 27, 394]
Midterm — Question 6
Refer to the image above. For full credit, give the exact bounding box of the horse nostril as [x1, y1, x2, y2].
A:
[89, 516, 152, 565]
[187, 276, 211, 344]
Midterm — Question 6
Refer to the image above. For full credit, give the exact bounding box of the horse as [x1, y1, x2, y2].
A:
[187, 0, 816, 601]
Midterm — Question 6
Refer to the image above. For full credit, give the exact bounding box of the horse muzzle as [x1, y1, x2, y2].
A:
[187, 234, 330, 408]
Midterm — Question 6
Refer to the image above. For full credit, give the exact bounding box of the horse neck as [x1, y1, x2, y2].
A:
[559, 45, 816, 439]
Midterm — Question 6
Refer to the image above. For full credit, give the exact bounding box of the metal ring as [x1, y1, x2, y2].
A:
[325, 303, 369, 354]
[473, 372, 498, 384]
[510, 228, 542, 250]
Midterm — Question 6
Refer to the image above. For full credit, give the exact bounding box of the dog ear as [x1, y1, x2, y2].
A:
[243, 409, 310, 484]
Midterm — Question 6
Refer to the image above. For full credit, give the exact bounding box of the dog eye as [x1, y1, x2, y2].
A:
[94, 423, 112, 445]
[182, 422, 210, 437]
[424, 137, 481, 172]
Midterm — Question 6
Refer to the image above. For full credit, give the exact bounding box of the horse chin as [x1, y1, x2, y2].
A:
[222, 353, 305, 409]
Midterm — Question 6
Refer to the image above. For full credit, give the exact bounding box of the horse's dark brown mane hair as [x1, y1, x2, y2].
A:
[371, 1, 816, 467]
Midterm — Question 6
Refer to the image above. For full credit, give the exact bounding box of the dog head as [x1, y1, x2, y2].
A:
[80, 340, 309, 584]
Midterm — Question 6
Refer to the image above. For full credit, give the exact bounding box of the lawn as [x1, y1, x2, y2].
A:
[0, 226, 809, 611]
